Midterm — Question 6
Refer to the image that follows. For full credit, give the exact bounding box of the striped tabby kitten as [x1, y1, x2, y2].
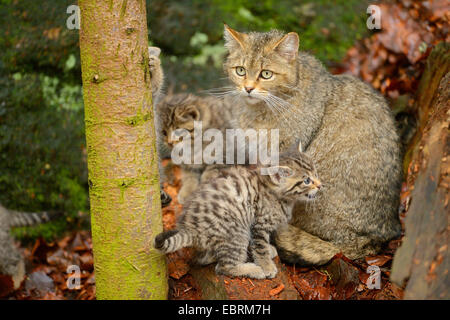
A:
[156, 93, 237, 204]
[154, 143, 322, 279]
[148, 46, 172, 206]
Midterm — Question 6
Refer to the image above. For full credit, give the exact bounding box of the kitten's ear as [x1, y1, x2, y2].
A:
[176, 105, 200, 122]
[224, 24, 247, 50]
[272, 32, 299, 61]
[268, 166, 293, 185]
[287, 139, 303, 153]
[148, 46, 161, 57]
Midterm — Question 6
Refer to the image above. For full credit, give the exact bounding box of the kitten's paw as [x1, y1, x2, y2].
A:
[258, 260, 278, 279]
[177, 193, 186, 205]
[148, 56, 160, 70]
[200, 168, 221, 183]
[148, 47, 161, 69]
[216, 263, 266, 280]
[160, 190, 172, 207]
[269, 245, 278, 259]
[177, 185, 196, 204]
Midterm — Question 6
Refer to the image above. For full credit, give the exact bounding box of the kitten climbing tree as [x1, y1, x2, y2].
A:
[79, 0, 167, 299]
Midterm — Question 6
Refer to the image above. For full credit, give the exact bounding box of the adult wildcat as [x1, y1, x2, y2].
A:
[222, 25, 402, 265]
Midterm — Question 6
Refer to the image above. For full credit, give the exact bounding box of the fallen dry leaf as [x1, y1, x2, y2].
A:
[365, 255, 393, 267]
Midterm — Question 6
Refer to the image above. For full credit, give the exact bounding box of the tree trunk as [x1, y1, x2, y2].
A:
[390, 43, 449, 299]
[79, 0, 168, 299]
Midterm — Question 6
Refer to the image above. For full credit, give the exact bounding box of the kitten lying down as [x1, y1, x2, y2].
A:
[154, 142, 322, 279]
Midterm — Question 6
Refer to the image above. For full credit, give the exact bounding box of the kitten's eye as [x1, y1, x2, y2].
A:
[260, 70, 273, 79]
[235, 67, 246, 76]
[303, 178, 311, 185]
[173, 129, 185, 137]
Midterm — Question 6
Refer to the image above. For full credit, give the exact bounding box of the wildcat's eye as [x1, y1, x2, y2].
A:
[235, 67, 246, 76]
[303, 178, 311, 185]
[260, 70, 273, 79]
[162, 130, 167, 136]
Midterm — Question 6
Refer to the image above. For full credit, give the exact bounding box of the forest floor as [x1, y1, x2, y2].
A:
[160, 164, 407, 300]
[6, 162, 407, 300]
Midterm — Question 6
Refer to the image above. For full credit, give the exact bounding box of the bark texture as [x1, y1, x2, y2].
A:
[79, 0, 168, 299]
[391, 43, 449, 299]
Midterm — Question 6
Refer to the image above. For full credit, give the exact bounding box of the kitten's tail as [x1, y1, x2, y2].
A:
[3, 206, 61, 228]
[153, 229, 193, 253]
[274, 224, 340, 266]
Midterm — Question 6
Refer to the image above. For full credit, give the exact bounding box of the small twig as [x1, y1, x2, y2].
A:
[314, 267, 332, 281]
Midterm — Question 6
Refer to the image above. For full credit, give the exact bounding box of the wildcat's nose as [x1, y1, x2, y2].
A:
[245, 86, 254, 94]
[316, 182, 322, 189]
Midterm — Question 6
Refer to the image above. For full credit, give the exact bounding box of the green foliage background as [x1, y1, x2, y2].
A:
[0, 0, 369, 239]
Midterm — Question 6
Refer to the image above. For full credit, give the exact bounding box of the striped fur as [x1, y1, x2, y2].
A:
[154, 230, 193, 252]
[6, 209, 54, 228]
[154, 146, 321, 279]
[148, 46, 172, 207]
[0, 204, 59, 229]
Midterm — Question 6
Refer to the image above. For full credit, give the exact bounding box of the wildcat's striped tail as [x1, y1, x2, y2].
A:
[4, 207, 60, 228]
[153, 229, 193, 253]
[274, 224, 340, 266]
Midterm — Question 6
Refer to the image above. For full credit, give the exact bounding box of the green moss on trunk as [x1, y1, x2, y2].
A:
[79, 0, 168, 300]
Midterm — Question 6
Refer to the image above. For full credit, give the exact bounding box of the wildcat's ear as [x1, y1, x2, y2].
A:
[272, 32, 299, 61]
[148, 46, 161, 57]
[176, 105, 200, 122]
[224, 24, 247, 50]
[268, 166, 294, 185]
